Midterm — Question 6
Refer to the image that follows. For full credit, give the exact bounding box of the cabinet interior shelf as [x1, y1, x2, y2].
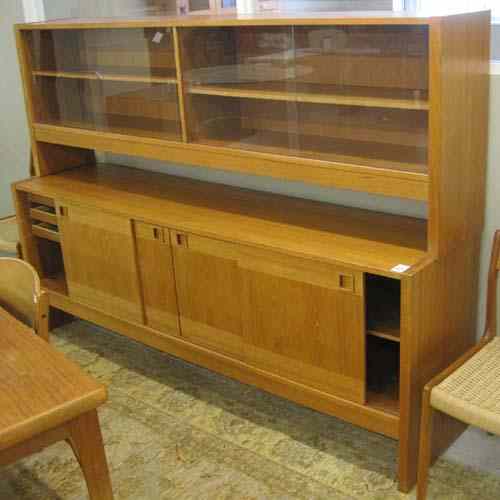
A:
[367, 386, 399, 415]
[33, 69, 178, 85]
[41, 273, 68, 296]
[367, 323, 400, 343]
[38, 116, 181, 141]
[32, 222, 60, 243]
[187, 82, 429, 111]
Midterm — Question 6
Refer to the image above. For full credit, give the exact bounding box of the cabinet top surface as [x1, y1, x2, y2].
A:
[15, 9, 489, 30]
[16, 164, 427, 277]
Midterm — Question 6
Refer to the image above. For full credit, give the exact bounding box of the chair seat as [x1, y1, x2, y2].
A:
[431, 337, 500, 435]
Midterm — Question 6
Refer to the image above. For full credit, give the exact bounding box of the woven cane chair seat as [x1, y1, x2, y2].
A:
[431, 337, 500, 435]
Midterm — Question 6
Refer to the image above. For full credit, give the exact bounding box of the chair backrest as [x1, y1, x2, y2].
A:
[0, 258, 47, 338]
[484, 230, 500, 339]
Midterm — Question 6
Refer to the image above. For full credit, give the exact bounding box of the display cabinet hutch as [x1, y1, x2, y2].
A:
[13, 10, 490, 491]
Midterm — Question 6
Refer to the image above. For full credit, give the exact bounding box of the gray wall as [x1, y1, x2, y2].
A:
[0, 0, 30, 217]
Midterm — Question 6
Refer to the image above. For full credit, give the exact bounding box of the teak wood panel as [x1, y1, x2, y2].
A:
[57, 203, 143, 323]
[172, 233, 366, 403]
[14, 12, 441, 31]
[428, 11, 490, 255]
[398, 241, 480, 491]
[171, 231, 246, 359]
[134, 222, 180, 335]
[33, 124, 429, 200]
[14, 165, 428, 277]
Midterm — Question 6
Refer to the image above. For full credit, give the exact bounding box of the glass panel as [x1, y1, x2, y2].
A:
[182, 25, 429, 172]
[30, 28, 176, 79]
[34, 77, 181, 140]
[182, 26, 296, 88]
[188, 0, 212, 11]
[294, 25, 428, 98]
[29, 29, 181, 141]
[190, 95, 427, 173]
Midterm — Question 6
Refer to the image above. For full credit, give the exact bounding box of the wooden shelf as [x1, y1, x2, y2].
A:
[17, 164, 428, 277]
[367, 323, 400, 343]
[366, 275, 401, 342]
[32, 222, 60, 243]
[367, 387, 399, 416]
[33, 69, 178, 85]
[30, 205, 57, 226]
[38, 115, 181, 142]
[366, 334, 399, 415]
[188, 82, 429, 111]
[31, 194, 55, 207]
[42, 273, 68, 296]
[196, 129, 427, 175]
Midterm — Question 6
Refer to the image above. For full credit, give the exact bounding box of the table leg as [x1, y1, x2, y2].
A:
[67, 409, 113, 500]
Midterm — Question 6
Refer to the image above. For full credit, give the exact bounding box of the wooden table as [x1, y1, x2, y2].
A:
[0, 307, 113, 499]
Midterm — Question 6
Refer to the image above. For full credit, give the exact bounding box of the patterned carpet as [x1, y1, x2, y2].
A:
[1, 321, 500, 499]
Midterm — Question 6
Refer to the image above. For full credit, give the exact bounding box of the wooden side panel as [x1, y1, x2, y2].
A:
[171, 232, 245, 359]
[11, 186, 42, 273]
[57, 203, 143, 323]
[398, 240, 480, 492]
[134, 222, 180, 335]
[428, 13, 490, 255]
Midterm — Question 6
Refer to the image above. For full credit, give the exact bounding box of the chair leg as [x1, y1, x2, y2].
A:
[417, 388, 434, 500]
[67, 410, 113, 500]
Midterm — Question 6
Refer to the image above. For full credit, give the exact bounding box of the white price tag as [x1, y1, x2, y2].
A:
[152, 32, 164, 44]
[391, 264, 411, 273]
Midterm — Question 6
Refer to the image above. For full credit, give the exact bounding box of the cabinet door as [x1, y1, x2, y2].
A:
[171, 232, 245, 359]
[240, 251, 366, 404]
[57, 203, 143, 323]
[135, 222, 180, 335]
[171, 232, 365, 403]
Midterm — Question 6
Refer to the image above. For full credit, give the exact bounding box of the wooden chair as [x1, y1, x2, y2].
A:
[417, 230, 500, 499]
[0, 257, 49, 341]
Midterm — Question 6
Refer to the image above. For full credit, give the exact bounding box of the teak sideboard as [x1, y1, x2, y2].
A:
[12, 11, 490, 491]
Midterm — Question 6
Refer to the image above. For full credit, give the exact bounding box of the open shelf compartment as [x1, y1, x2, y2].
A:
[366, 274, 401, 342]
[365, 274, 401, 415]
[366, 335, 400, 416]
[28, 194, 68, 295]
[33, 76, 182, 140]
